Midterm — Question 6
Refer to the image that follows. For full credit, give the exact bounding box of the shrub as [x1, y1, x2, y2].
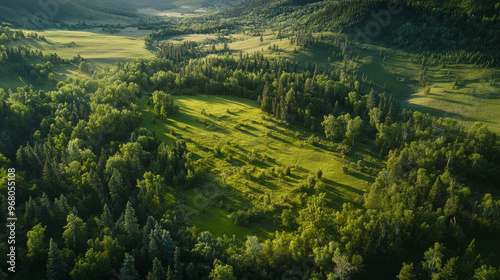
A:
[316, 169, 323, 179]
[307, 135, 320, 146]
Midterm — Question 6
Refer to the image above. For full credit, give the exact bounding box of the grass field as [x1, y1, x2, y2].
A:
[0, 28, 155, 86]
[7, 29, 154, 69]
[35, 29, 154, 67]
[345, 43, 500, 135]
[138, 94, 380, 238]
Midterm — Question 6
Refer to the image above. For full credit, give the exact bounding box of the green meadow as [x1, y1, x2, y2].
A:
[4, 28, 153, 76]
[138, 94, 380, 238]
[354, 44, 500, 135]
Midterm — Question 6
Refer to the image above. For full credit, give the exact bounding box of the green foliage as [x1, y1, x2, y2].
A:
[209, 259, 236, 280]
[0, 5, 499, 279]
[26, 223, 47, 263]
[63, 213, 87, 253]
[152, 91, 179, 120]
[70, 236, 124, 280]
[147, 257, 166, 280]
[46, 239, 66, 280]
[397, 262, 416, 280]
[120, 253, 140, 280]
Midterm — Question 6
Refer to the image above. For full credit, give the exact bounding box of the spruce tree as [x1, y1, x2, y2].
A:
[147, 257, 166, 280]
[108, 168, 125, 205]
[120, 253, 140, 280]
[46, 239, 66, 280]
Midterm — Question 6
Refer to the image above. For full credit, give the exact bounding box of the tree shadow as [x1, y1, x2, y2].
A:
[323, 178, 365, 196]
[238, 128, 258, 137]
[405, 103, 477, 122]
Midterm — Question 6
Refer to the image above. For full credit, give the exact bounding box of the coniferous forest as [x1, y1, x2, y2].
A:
[0, 0, 499, 279]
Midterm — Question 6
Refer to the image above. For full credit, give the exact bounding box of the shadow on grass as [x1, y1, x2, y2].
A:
[238, 128, 258, 137]
[348, 171, 376, 184]
[406, 103, 478, 122]
[432, 96, 474, 106]
[251, 159, 272, 169]
[323, 178, 365, 196]
[268, 133, 292, 145]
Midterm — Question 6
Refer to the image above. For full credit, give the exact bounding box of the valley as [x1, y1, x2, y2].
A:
[0, 0, 499, 279]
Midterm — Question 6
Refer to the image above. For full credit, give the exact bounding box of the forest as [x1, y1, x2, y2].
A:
[0, 0, 499, 279]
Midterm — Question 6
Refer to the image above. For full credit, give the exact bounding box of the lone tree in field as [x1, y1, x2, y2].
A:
[152, 90, 179, 120]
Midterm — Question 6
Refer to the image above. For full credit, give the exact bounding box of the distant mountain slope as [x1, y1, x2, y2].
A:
[0, 0, 243, 27]
[0, 0, 139, 27]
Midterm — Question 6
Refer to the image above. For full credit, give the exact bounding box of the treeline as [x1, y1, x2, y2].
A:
[0, 25, 46, 42]
[0, 45, 79, 85]
[0, 73, 204, 278]
[308, 0, 500, 65]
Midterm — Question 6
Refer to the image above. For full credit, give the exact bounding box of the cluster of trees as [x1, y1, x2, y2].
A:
[156, 41, 206, 63]
[151, 90, 179, 120]
[307, 0, 500, 66]
[0, 66, 204, 278]
[0, 40, 79, 84]
[0, 25, 46, 42]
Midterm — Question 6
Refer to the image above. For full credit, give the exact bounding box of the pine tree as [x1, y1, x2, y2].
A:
[366, 89, 377, 110]
[173, 247, 182, 280]
[120, 253, 140, 280]
[147, 257, 166, 280]
[124, 202, 139, 235]
[108, 168, 125, 205]
[46, 239, 66, 280]
[101, 204, 114, 231]
[438, 257, 459, 280]
[166, 266, 173, 280]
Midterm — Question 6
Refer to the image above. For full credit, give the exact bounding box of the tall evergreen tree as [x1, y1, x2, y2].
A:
[120, 253, 140, 280]
[46, 238, 66, 280]
[173, 246, 182, 280]
[109, 168, 126, 206]
[147, 257, 166, 280]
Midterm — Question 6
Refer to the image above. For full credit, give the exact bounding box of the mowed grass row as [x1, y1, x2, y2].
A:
[138, 94, 380, 239]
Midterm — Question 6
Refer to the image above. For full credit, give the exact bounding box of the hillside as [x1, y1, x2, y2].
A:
[0, 0, 499, 279]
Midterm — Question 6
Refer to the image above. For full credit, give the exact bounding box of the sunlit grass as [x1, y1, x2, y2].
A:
[138, 94, 379, 238]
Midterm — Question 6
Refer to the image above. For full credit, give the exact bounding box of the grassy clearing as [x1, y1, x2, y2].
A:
[37, 29, 154, 66]
[352, 44, 500, 135]
[0, 73, 27, 89]
[12, 29, 154, 68]
[1, 28, 155, 84]
[137, 7, 207, 17]
[1, 27, 154, 88]
[407, 66, 500, 134]
[138, 94, 379, 238]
